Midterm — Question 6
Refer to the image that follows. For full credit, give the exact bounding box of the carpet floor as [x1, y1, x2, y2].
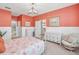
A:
[43, 41, 79, 55]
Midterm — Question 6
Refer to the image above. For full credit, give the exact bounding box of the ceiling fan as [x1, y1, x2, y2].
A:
[28, 3, 38, 16]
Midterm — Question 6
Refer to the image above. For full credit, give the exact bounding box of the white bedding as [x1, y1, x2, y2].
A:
[1, 37, 44, 55]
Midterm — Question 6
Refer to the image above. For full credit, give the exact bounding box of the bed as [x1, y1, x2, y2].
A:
[1, 37, 44, 55]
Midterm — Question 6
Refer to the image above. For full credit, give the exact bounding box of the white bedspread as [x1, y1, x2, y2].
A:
[1, 37, 44, 55]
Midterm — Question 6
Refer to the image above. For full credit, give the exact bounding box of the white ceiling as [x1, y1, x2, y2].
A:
[0, 3, 75, 16]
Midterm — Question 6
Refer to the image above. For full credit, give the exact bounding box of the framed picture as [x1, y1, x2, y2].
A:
[49, 17, 60, 27]
[25, 22, 30, 27]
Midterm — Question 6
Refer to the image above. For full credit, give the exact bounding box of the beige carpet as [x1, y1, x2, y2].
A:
[43, 41, 79, 55]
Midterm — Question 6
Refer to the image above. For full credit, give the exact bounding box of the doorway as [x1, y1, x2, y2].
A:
[35, 20, 46, 40]
[11, 20, 22, 39]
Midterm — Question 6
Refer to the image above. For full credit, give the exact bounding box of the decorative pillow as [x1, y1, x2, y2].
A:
[63, 33, 79, 44]
[0, 37, 6, 53]
[69, 33, 79, 44]
[62, 35, 70, 42]
[62, 34, 75, 43]
[68, 36, 76, 43]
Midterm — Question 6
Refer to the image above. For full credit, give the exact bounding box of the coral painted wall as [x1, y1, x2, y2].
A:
[12, 16, 18, 21]
[17, 15, 34, 27]
[1, 4, 79, 27]
[0, 9, 11, 27]
[33, 4, 79, 27]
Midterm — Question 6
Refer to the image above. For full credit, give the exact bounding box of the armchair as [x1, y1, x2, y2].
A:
[61, 33, 79, 51]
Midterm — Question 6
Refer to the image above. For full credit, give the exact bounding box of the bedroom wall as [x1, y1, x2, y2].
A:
[16, 15, 34, 27]
[0, 9, 11, 27]
[12, 16, 18, 21]
[1, 4, 79, 41]
[33, 4, 79, 27]
[15, 4, 79, 37]
[21, 15, 34, 27]
[0, 9, 11, 43]
[17, 15, 34, 37]
[32, 4, 79, 34]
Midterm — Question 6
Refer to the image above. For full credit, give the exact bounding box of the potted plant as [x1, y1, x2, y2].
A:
[0, 30, 7, 37]
[0, 30, 7, 53]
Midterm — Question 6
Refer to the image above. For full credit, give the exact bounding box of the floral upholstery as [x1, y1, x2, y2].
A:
[1, 37, 44, 55]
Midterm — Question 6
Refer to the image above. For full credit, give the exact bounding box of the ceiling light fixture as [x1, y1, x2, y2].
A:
[28, 3, 38, 16]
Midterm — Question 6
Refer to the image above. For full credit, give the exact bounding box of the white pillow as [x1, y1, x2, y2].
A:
[69, 34, 79, 45]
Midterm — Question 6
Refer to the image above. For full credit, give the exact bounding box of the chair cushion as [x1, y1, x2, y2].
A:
[62, 33, 79, 47]
[62, 35, 71, 43]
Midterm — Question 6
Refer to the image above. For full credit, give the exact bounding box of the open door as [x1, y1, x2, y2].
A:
[11, 20, 22, 39]
[35, 20, 42, 39]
